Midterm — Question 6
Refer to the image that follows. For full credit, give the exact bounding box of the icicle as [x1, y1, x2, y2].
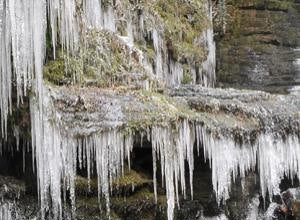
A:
[199, 0, 216, 87]
[258, 134, 300, 200]
[0, 203, 13, 220]
[103, 6, 115, 32]
[126, 18, 134, 47]
[84, 0, 102, 29]
[196, 123, 300, 205]
[168, 61, 184, 86]
[0, 0, 47, 138]
[13, 126, 19, 151]
[152, 141, 158, 203]
[151, 119, 195, 220]
[152, 29, 164, 79]
[48, 0, 78, 53]
[0, 0, 12, 139]
[22, 142, 26, 173]
[199, 127, 257, 204]
[30, 85, 134, 219]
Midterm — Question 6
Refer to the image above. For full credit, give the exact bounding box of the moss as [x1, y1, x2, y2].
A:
[112, 167, 152, 188]
[76, 176, 98, 193]
[76, 197, 121, 220]
[43, 50, 84, 85]
[43, 0, 212, 89]
[150, 0, 208, 63]
[43, 57, 66, 84]
[264, 0, 292, 11]
[111, 188, 166, 206]
[181, 72, 193, 85]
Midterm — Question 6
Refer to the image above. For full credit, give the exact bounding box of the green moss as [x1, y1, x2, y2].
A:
[43, 57, 66, 85]
[112, 188, 166, 206]
[181, 72, 193, 85]
[76, 176, 98, 192]
[76, 197, 121, 220]
[43, 50, 84, 85]
[112, 167, 152, 188]
[150, 0, 208, 63]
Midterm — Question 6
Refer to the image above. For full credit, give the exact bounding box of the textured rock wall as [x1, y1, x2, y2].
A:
[216, 0, 300, 93]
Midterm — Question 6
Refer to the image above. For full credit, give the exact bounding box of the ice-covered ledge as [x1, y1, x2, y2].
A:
[45, 85, 299, 138]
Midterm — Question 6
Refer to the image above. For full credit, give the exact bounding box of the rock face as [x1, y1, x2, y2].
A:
[216, 0, 300, 93]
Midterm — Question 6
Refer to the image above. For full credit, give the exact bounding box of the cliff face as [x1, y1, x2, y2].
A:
[216, 0, 300, 93]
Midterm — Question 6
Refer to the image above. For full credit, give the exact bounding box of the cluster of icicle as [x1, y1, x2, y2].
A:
[0, 203, 13, 220]
[200, 0, 216, 87]
[151, 27, 216, 87]
[151, 120, 196, 220]
[30, 87, 133, 219]
[30, 87, 300, 220]
[30, 87, 196, 220]
[198, 127, 300, 205]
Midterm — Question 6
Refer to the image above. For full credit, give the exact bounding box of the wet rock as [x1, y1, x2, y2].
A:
[0, 175, 25, 199]
[176, 200, 203, 220]
[225, 173, 260, 220]
[216, 0, 300, 93]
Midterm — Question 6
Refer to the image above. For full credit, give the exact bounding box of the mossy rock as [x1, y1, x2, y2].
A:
[151, 0, 208, 63]
[76, 167, 152, 197]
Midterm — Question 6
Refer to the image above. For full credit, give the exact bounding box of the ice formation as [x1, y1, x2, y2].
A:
[30, 86, 300, 220]
[0, 203, 13, 220]
[198, 127, 257, 204]
[151, 120, 195, 220]
[0, 0, 77, 138]
[197, 124, 300, 205]
[84, 0, 102, 29]
[30, 87, 196, 220]
[200, 0, 216, 87]
[48, 0, 79, 55]
[245, 195, 261, 220]
[30, 86, 134, 219]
